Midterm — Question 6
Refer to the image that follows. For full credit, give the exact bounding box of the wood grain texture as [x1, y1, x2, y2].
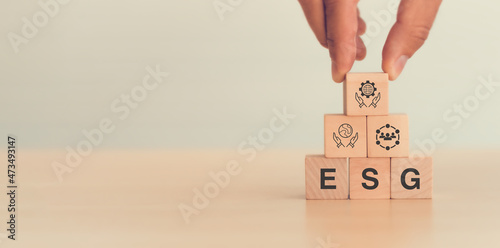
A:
[391, 157, 433, 199]
[344, 72, 389, 116]
[305, 155, 348, 200]
[324, 114, 367, 158]
[349, 158, 391, 199]
[367, 114, 409, 157]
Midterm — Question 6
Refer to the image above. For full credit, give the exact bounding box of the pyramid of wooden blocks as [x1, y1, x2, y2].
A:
[305, 72, 433, 200]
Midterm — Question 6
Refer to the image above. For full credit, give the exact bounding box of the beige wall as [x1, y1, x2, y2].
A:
[1, 0, 499, 150]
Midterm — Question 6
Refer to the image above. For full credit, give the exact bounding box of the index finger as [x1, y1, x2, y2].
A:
[324, 0, 360, 82]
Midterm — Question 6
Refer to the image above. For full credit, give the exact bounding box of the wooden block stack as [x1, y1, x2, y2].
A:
[305, 73, 433, 200]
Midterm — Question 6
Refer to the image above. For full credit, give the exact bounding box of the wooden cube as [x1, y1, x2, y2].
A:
[305, 155, 348, 200]
[324, 114, 367, 158]
[344, 73, 389, 116]
[391, 157, 433, 199]
[349, 158, 391, 199]
[367, 114, 409, 157]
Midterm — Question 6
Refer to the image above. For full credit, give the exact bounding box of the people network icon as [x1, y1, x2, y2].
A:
[375, 124, 400, 151]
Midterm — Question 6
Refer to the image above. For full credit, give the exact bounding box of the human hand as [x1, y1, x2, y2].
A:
[298, 0, 442, 82]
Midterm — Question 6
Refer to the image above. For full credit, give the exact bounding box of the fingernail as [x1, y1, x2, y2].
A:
[393, 55, 409, 80]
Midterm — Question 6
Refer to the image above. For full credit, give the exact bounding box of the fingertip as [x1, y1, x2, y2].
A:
[355, 36, 366, 61]
[392, 55, 408, 80]
[357, 17, 366, 36]
[383, 55, 408, 81]
[355, 50, 366, 61]
[328, 42, 356, 83]
[331, 60, 350, 83]
[332, 73, 344, 83]
[323, 0, 360, 83]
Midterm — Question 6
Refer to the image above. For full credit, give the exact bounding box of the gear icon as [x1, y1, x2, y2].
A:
[359, 80, 377, 98]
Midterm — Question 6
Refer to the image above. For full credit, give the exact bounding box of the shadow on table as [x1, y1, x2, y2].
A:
[305, 199, 433, 247]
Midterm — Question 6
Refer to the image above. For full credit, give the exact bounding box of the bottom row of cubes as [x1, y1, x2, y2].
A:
[305, 155, 433, 200]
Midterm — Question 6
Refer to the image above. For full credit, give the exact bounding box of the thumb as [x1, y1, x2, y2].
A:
[382, 0, 441, 81]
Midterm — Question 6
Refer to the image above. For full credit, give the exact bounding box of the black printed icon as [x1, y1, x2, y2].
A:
[355, 80, 381, 108]
[375, 124, 400, 151]
[360, 81, 376, 98]
[333, 123, 358, 148]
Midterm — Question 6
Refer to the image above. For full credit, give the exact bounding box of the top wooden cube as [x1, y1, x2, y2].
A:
[344, 73, 389, 116]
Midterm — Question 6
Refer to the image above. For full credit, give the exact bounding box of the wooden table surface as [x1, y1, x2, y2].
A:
[1, 149, 499, 247]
